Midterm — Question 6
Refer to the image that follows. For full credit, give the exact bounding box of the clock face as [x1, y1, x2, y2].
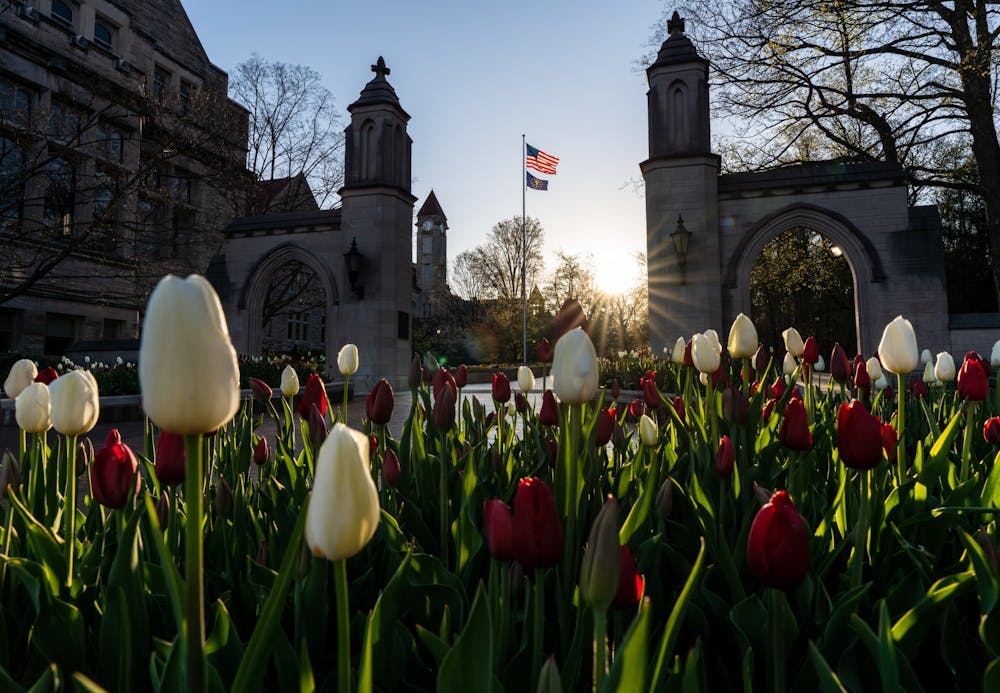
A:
[421, 220, 435, 231]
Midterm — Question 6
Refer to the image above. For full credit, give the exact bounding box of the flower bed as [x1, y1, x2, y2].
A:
[1, 289, 1000, 691]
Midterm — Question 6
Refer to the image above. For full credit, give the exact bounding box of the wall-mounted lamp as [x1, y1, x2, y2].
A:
[344, 237, 365, 299]
[670, 214, 692, 285]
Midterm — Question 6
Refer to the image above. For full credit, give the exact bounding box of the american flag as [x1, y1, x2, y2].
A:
[526, 143, 559, 175]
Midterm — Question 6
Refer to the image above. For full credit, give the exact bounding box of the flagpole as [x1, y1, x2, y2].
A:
[522, 133, 527, 365]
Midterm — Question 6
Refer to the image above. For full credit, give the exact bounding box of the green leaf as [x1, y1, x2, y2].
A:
[891, 572, 974, 654]
[925, 410, 963, 474]
[99, 587, 131, 692]
[981, 450, 1000, 510]
[25, 664, 58, 693]
[142, 494, 185, 634]
[298, 638, 315, 693]
[414, 624, 450, 665]
[876, 601, 900, 693]
[438, 583, 493, 693]
[619, 454, 659, 545]
[32, 596, 85, 675]
[984, 657, 1000, 693]
[958, 528, 999, 615]
[602, 598, 651, 692]
[807, 640, 847, 693]
[70, 673, 109, 692]
[651, 537, 706, 688]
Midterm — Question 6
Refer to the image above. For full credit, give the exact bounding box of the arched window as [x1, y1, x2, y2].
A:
[395, 125, 405, 186]
[669, 83, 688, 150]
[94, 20, 114, 51]
[51, 0, 73, 27]
[361, 120, 376, 180]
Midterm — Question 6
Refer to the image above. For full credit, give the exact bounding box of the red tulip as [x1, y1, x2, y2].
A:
[297, 374, 328, 419]
[672, 396, 685, 422]
[836, 401, 883, 470]
[958, 354, 989, 401]
[90, 428, 140, 509]
[511, 478, 564, 571]
[547, 439, 558, 468]
[986, 417, 1000, 445]
[539, 390, 559, 426]
[492, 372, 511, 403]
[762, 398, 777, 421]
[640, 370, 656, 387]
[433, 368, 457, 404]
[747, 490, 810, 591]
[104, 428, 122, 448]
[155, 430, 186, 486]
[253, 436, 269, 466]
[683, 340, 694, 368]
[483, 498, 514, 561]
[802, 337, 819, 365]
[34, 367, 58, 385]
[715, 436, 734, 477]
[779, 397, 812, 450]
[595, 408, 614, 447]
[722, 386, 749, 425]
[881, 422, 898, 463]
[770, 377, 786, 400]
[366, 378, 394, 425]
[454, 364, 468, 388]
[909, 376, 928, 399]
[830, 344, 850, 383]
[627, 398, 644, 421]
[432, 381, 456, 431]
[611, 379, 621, 400]
[308, 403, 327, 445]
[536, 338, 553, 363]
[611, 545, 644, 610]
[853, 361, 871, 390]
[382, 448, 401, 487]
[249, 377, 272, 403]
[515, 392, 529, 413]
[643, 380, 662, 409]
[753, 345, 771, 374]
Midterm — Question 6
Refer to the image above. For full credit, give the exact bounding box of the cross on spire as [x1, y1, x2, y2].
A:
[371, 56, 390, 79]
[667, 11, 685, 36]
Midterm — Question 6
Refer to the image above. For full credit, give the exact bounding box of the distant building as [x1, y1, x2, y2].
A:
[415, 189, 449, 318]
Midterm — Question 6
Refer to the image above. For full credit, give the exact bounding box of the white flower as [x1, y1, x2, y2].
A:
[782, 328, 804, 358]
[727, 313, 758, 359]
[281, 365, 300, 396]
[865, 357, 883, 382]
[877, 316, 919, 374]
[337, 344, 359, 376]
[4, 359, 37, 400]
[49, 369, 99, 436]
[671, 337, 686, 365]
[933, 351, 956, 382]
[552, 328, 599, 405]
[517, 365, 535, 393]
[691, 333, 720, 374]
[15, 383, 51, 433]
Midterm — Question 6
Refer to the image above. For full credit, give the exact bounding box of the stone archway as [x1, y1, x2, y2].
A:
[238, 243, 340, 356]
[724, 204, 886, 354]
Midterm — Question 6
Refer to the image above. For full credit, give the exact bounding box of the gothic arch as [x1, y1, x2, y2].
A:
[361, 119, 377, 180]
[668, 79, 689, 150]
[724, 204, 887, 351]
[238, 243, 340, 355]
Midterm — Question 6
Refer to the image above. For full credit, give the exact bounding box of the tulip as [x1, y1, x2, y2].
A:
[672, 396, 685, 422]
[510, 477, 564, 571]
[34, 367, 58, 385]
[782, 352, 796, 377]
[984, 417, 1000, 445]
[802, 337, 819, 365]
[877, 315, 919, 374]
[552, 328, 599, 405]
[779, 397, 812, 450]
[922, 361, 935, 384]
[958, 354, 989, 401]
[432, 368, 456, 403]
[655, 477, 673, 520]
[992, 340, 1000, 369]
[365, 379, 394, 425]
[538, 390, 559, 426]
[920, 348, 933, 365]
[670, 337, 686, 364]
[90, 429, 140, 509]
[704, 329, 722, 354]
[611, 546, 644, 610]
[642, 379, 662, 409]
[537, 656, 563, 693]
[746, 490, 810, 591]
[547, 439, 558, 468]
[517, 366, 535, 393]
[253, 436, 269, 466]
[815, 355, 825, 372]
[281, 365, 300, 396]
[727, 313, 758, 358]
[691, 333, 721, 374]
[337, 344, 359, 376]
[874, 374, 888, 392]
[536, 338, 553, 363]
[580, 496, 621, 610]
[715, 436, 734, 477]
[483, 497, 514, 561]
[639, 414, 658, 447]
[782, 328, 804, 358]
[432, 380, 456, 430]
[452, 364, 467, 389]
[408, 354, 422, 390]
[4, 359, 37, 399]
[155, 430, 186, 486]
[865, 357, 883, 383]
[513, 392, 527, 413]
[308, 403, 328, 445]
[881, 422, 898, 464]
[836, 401, 883, 470]
[297, 374, 328, 419]
[215, 476, 233, 517]
[753, 345, 771, 374]
[249, 377, 272, 402]
[762, 398, 777, 421]
[627, 398, 643, 421]
[683, 340, 694, 368]
[15, 382, 51, 433]
[770, 377, 786, 400]
[722, 386, 749, 425]
[306, 424, 380, 560]
[382, 448, 401, 487]
[854, 361, 871, 390]
[594, 408, 614, 447]
[934, 352, 956, 383]
[909, 376, 928, 399]
[139, 275, 240, 435]
[492, 372, 512, 403]
[49, 369, 100, 436]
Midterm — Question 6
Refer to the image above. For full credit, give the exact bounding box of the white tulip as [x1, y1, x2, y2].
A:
[865, 357, 883, 383]
[552, 328, 599, 405]
[783, 351, 796, 376]
[517, 365, 535, 393]
[671, 337, 686, 364]
[991, 339, 1000, 368]
[281, 365, 300, 396]
[639, 414, 658, 447]
[704, 329, 722, 354]
[782, 328, 804, 358]
[4, 359, 37, 400]
[920, 349, 933, 366]
[337, 344, 359, 376]
[922, 361, 936, 384]
[15, 382, 51, 434]
[815, 355, 826, 372]
[691, 333, 721, 374]
[877, 316, 919, 375]
[874, 373, 888, 391]
[49, 369, 99, 436]
[727, 313, 759, 359]
[934, 351, 956, 383]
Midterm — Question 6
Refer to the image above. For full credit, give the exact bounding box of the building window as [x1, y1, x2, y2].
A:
[153, 66, 171, 103]
[44, 313, 78, 355]
[0, 79, 32, 128]
[93, 19, 114, 51]
[102, 318, 124, 340]
[136, 196, 163, 257]
[287, 312, 309, 342]
[179, 80, 193, 115]
[0, 309, 16, 351]
[50, 0, 73, 28]
[92, 172, 117, 247]
[44, 156, 75, 237]
[397, 311, 409, 340]
[0, 136, 23, 222]
[96, 123, 124, 163]
[49, 100, 81, 143]
[171, 171, 192, 204]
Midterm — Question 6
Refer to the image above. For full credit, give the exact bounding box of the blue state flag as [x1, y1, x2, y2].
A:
[526, 171, 549, 190]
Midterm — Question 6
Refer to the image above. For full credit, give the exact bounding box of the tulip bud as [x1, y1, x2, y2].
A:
[782, 328, 804, 358]
[552, 328, 599, 405]
[308, 403, 328, 445]
[639, 414, 658, 447]
[643, 379, 662, 409]
[753, 345, 771, 374]
[802, 337, 819, 365]
[612, 546, 644, 610]
[49, 369, 100, 436]
[920, 348, 933, 366]
[672, 396, 685, 422]
[492, 372, 512, 403]
[510, 478, 563, 571]
[432, 381, 456, 431]
[536, 655, 562, 693]
[0, 450, 21, 498]
[782, 352, 796, 377]
[754, 483, 772, 507]
[815, 355, 826, 372]
[594, 408, 614, 447]
[481, 497, 513, 562]
[280, 365, 300, 397]
[958, 354, 989, 401]
[34, 367, 58, 385]
[611, 379, 620, 400]
[727, 313, 758, 359]
[547, 439, 558, 468]
[337, 343, 359, 376]
[155, 492, 170, 528]
[715, 436, 734, 477]
[746, 490, 810, 591]
[305, 424, 380, 561]
[691, 333, 721, 374]
[215, 475, 233, 517]
[256, 541, 268, 567]
[538, 390, 559, 426]
[837, 401, 884, 470]
[513, 392, 527, 413]
[517, 366, 535, 394]
[15, 382, 51, 433]
[155, 430, 186, 486]
[536, 338, 553, 363]
[139, 274, 240, 435]
[992, 340, 1000, 369]
[408, 354, 422, 390]
[826, 344, 847, 383]
[922, 361, 935, 384]
[580, 496, 621, 610]
[909, 376, 928, 399]
[253, 436, 269, 466]
[933, 352, 956, 383]
[4, 359, 37, 399]
[249, 377, 273, 403]
[432, 368, 456, 403]
[722, 386, 749, 425]
[298, 374, 328, 419]
[854, 361, 871, 390]
[877, 315, 919, 374]
[655, 477, 673, 520]
[670, 337, 686, 364]
[985, 417, 1000, 445]
[365, 378, 394, 425]
[76, 436, 94, 476]
[779, 397, 812, 450]
[382, 448, 401, 487]
[881, 422, 897, 463]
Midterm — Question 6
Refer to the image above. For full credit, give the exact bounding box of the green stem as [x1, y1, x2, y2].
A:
[771, 589, 786, 693]
[184, 434, 206, 693]
[850, 471, 870, 588]
[0, 501, 14, 590]
[17, 428, 25, 467]
[343, 376, 350, 424]
[334, 558, 352, 693]
[961, 401, 977, 484]
[439, 429, 449, 569]
[533, 569, 545, 685]
[63, 433, 78, 589]
[896, 373, 906, 486]
[593, 607, 608, 692]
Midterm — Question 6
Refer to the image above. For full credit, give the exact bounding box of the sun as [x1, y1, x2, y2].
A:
[592, 249, 644, 296]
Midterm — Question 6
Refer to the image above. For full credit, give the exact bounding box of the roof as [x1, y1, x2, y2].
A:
[416, 190, 445, 219]
[349, 56, 403, 111]
[225, 208, 342, 236]
[648, 12, 708, 71]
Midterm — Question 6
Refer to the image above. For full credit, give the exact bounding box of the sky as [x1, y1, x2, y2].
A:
[184, 0, 670, 296]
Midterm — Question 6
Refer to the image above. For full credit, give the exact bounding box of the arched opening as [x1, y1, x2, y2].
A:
[749, 226, 856, 355]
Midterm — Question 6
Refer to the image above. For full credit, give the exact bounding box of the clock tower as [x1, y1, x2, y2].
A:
[415, 190, 449, 317]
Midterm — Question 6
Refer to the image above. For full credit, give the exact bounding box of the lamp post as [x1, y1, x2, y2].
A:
[670, 214, 692, 285]
[343, 238, 364, 299]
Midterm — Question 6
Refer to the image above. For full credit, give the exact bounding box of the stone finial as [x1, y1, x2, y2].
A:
[667, 11, 685, 36]
[371, 56, 390, 79]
